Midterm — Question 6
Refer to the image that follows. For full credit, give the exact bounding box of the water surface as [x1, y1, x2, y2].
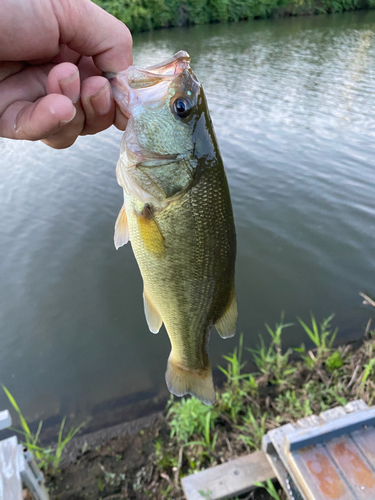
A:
[1, 11, 375, 428]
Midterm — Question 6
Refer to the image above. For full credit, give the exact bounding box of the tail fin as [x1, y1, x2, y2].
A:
[165, 356, 215, 405]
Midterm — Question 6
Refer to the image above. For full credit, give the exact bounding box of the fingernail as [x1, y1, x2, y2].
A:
[59, 70, 80, 103]
[90, 82, 112, 115]
[59, 106, 77, 126]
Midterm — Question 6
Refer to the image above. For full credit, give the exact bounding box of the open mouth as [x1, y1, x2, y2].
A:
[106, 52, 191, 116]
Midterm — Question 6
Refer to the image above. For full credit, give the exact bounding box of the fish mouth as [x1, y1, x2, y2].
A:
[136, 50, 190, 79]
[124, 146, 181, 165]
[105, 51, 191, 116]
[105, 51, 190, 85]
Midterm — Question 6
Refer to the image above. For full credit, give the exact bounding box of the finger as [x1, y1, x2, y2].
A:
[41, 102, 84, 149]
[80, 76, 115, 136]
[44, 62, 84, 147]
[51, 44, 82, 65]
[46, 62, 80, 103]
[1, 1, 132, 72]
[0, 62, 26, 82]
[0, 1, 59, 60]
[52, 0, 133, 72]
[0, 94, 76, 140]
[77, 56, 101, 82]
[0, 65, 51, 116]
[43, 63, 86, 148]
[114, 106, 128, 131]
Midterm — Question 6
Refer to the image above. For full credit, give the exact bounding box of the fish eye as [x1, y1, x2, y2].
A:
[173, 97, 191, 119]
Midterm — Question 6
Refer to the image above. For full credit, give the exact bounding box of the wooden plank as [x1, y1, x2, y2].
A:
[0, 436, 23, 500]
[181, 450, 275, 500]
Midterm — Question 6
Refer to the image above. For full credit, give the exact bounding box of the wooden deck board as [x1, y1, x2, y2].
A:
[181, 450, 275, 500]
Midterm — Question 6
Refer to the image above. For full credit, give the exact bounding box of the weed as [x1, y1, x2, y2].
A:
[275, 390, 313, 421]
[154, 438, 177, 470]
[2, 386, 84, 474]
[325, 351, 343, 372]
[249, 315, 295, 384]
[219, 334, 247, 386]
[53, 417, 85, 473]
[167, 396, 219, 444]
[199, 490, 212, 499]
[358, 358, 375, 396]
[98, 463, 126, 489]
[298, 314, 337, 361]
[218, 334, 258, 422]
[236, 409, 267, 450]
[2, 385, 44, 457]
[254, 479, 282, 500]
[132, 466, 147, 492]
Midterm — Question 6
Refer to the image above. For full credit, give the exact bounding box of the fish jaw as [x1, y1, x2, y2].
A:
[106, 51, 191, 118]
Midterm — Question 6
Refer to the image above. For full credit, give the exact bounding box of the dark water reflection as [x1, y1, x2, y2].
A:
[1, 11, 375, 427]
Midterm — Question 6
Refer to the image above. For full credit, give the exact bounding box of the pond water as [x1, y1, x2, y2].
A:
[1, 11, 375, 431]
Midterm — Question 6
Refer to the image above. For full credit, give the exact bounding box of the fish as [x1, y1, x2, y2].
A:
[107, 51, 237, 405]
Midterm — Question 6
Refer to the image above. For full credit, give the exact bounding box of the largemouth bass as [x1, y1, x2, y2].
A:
[108, 51, 237, 405]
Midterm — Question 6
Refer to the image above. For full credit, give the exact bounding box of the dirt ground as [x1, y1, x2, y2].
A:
[45, 412, 276, 500]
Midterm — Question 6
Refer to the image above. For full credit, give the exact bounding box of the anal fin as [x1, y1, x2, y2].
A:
[143, 290, 162, 334]
[114, 205, 129, 249]
[215, 294, 237, 339]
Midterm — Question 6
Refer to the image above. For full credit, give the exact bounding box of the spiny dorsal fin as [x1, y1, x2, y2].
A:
[143, 290, 162, 334]
[215, 293, 237, 339]
[114, 205, 129, 249]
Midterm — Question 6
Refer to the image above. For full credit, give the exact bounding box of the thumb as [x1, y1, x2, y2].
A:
[52, 0, 133, 73]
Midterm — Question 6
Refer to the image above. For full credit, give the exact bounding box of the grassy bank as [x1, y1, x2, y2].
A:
[5, 296, 375, 499]
[41, 299, 375, 498]
[94, 0, 375, 33]
[147, 308, 375, 499]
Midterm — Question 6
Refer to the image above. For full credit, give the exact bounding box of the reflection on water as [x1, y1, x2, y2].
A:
[1, 11, 375, 427]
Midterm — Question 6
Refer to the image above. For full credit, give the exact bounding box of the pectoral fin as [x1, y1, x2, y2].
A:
[143, 290, 162, 334]
[114, 205, 129, 249]
[215, 294, 237, 339]
[136, 206, 165, 257]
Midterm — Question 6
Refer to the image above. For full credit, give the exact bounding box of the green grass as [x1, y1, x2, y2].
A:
[298, 314, 338, 360]
[2, 386, 84, 474]
[167, 395, 219, 444]
[249, 315, 296, 384]
[254, 479, 282, 500]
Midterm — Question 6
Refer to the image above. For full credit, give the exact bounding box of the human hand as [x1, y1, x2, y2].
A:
[0, 0, 132, 148]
